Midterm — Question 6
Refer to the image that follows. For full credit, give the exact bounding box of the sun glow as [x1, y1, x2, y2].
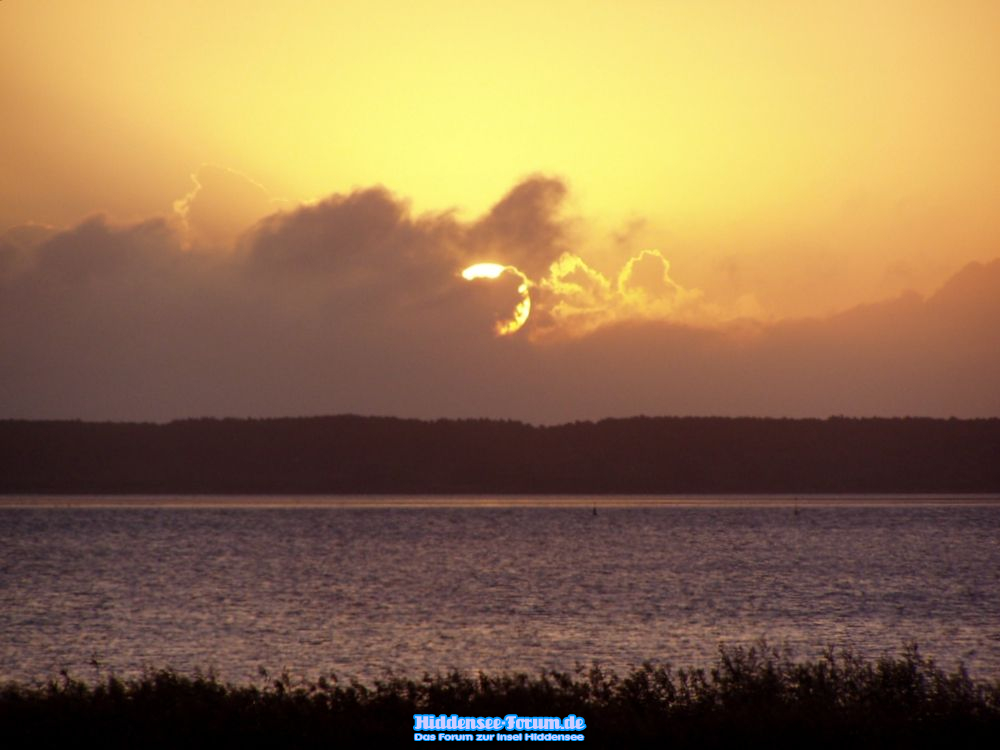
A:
[461, 263, 532, 336]
[461, 263, 507, 281]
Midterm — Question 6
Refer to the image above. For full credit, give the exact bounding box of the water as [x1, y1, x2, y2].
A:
[2, 496, 999, 684]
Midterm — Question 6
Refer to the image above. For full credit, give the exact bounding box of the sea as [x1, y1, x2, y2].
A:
[1, 495, 999, 685]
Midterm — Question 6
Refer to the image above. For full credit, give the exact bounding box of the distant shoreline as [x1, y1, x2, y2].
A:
[3, 415, 999, 494]
[2, 494, 1000, 508]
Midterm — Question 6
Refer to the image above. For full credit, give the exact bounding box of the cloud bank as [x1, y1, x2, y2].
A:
[1, 173, 998, 421]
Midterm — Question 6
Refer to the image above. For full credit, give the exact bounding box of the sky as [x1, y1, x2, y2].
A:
[2, 1, 999, 421]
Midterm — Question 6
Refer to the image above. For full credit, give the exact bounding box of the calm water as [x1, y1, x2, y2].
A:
[1, 496, 999, 684]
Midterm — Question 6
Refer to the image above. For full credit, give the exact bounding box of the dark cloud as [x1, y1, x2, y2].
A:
[33, 216, 182, 282]
[464, 176, 570, 278]
[240, 187, 459, 306]
[0, 178, 555, 420]
[1, 176, 998, 422]
[0, 224, 57, 281]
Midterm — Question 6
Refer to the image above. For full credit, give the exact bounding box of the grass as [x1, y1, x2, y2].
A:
[2, 643, 999, 748]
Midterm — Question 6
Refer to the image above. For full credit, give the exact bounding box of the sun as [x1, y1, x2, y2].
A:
[461, 263, 507, 281]
[461, 263, 532, 335]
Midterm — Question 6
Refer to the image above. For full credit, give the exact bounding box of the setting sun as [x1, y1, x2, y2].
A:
[460, 263, 507, 281]
[461, 263, 532, 335]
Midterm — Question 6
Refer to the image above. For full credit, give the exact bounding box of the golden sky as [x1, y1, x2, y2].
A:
[2, 1, 999, 419]
[5, 1, 1000, 312]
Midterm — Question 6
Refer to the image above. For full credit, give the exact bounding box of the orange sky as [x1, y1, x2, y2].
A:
[2, 1, 999, 419]
[4, 1, 1000, 317]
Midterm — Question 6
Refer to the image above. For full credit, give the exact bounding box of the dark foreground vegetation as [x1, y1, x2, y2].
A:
[3, 415, 1000, 493]
[2, 645, 999, 748]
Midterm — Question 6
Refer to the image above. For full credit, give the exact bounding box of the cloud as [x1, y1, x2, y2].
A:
[241, 186, 455, 286]
[618, 250, 687, 302]
[1, 173, 998, 422]
[0, 176, 559, 419]
[0, 224, 58, 281]
[464, 176, 570, 279]
[529, 249, 708, 337]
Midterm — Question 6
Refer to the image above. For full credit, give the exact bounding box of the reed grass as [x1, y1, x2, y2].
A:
[2, 643, 998, 747]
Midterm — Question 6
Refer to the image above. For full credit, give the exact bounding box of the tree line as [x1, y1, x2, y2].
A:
[1, 415, 998, 494]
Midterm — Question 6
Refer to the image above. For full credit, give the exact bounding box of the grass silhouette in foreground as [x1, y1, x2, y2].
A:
[2, 644, 999, 748]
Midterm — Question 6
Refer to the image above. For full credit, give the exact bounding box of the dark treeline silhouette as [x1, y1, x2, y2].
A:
[1, 415, 999, 494]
